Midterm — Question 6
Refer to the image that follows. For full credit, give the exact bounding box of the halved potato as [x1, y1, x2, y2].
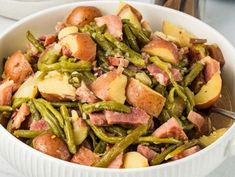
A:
[90, 70, 127, 104]
[58, 26, 78, 40]
[59, 33, 96, 61]
[123, 152, 149, 168]
[162, 20, 195, 47]
[142, 38, 179, 64]
[117, 2, 142, 21]
[38, 71, 76, 102]
[126, 78, 166, 117]
[194, 72, 222, 109]
[117, 3, 141, 29]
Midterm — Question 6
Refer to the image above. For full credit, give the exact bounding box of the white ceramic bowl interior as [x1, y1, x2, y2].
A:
[0, 1, 235, 177]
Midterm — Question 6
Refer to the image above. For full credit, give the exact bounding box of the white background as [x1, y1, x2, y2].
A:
[0, 0, 235, 177]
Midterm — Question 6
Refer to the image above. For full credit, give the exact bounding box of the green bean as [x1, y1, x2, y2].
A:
[150, 144, 179, 165]
[86, 120, 122, 144]
[60, 61, 92, 72]
[159, 109, 171, 122]
[0, 106, 13, 112]
[82, 101, 131, 114]
[184, 62, 204, 86]
[150, 57, 187, 101]
[40, 48, 61, 65]
[33, 100, 64, 138]
[142, 28, 151, 38]
[26, 30, 45, 52]
[38, 99, 64, 128]
[123, 24, 140, 52]
[51, 102, 80, 108]
[28, 100, 41, 121]
[94, 124, 148, 167]
[123, 68, 136, 77]
[83, 71, 97, 81]
[37, 71, 47, 81]
[168, 87, 176, 103]
[185, 87, 195, 107]
[12, 98, 29, 109]
[92, 32, 113, 52]
[165, 139, 198, 160]
[137, 136, 181, 145]
[60, 105, 76, 154]
[89, 129, 99, 149]
[58, 55, 68, 62]
[94, 141, 107, 154]
[155, 84, 166, 96]
[104, 32, 145, 67]
[105, 126, 127, 137]
[13, 130, 44, 139]
[37, 62, 61, 71]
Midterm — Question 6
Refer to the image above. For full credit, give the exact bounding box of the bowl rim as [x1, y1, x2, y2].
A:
[0, 0, 235, 173]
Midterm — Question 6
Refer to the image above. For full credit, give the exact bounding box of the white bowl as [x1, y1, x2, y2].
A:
[0, 1, 235, 177]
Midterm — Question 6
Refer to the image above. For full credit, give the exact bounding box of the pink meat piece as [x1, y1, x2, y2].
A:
[172, 145, 201, 160]
[147, 64, 182, 86]
[44, 34, 57, 47]
[105, 107, 150, 125]
[71, 146, 100, 166]
[55, 22, 66, 33]
[30, 119, 49, 131]
[89, 113, 108, 126]
[76, 82, 98, 103]
[0, 80, 14, 106]
[187, 111, 206, 133]
[203, 57, 220, 82]
[12, 103, 30, 129]
[95, 15, 123, 40]
[137, 145, 157, 161]
[108, 152, 124, 168]
[108, 56, 129, 68]
[62, 47, 72, 57]
[152, 117, 188, 141]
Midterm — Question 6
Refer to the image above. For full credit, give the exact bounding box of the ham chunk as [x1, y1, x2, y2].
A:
[152, 117, 188, 141]
[40, 34, 57, 47]
[89, 113, 107, 126]
[12, 103, 30, 129]
[30, 119, 49, 131]
[105, 107, 150, 125]
[75, 82, 98, 103]
[187, 111, 206, 133]
[95, 15, 123, 40]
[147, 64, 182, 86]
[137, 145, 157, 161]
[4, 50, 33, 90]
[172, 145, 201, 160]
[108, 56, 129, 68]
[201, 56, 220, 82]
[0, 80, 14, 106]
[108, 152, 124, 168]
[71, 146, 99, 166]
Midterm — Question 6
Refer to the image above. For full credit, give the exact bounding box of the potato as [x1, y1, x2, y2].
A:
[33, 133, 71, 161]
[162, 20, 195, 47]
[123, 152, 149, 168]
[90, 70, 127, 104]
[194, 72, 222, 109]
[141, 20, 152, 33]
[66, 6, 102, 27]
[126, 78, 166, 117]
[142, 38, 179, 64]
[153, 31, 180, 44]
[117, 3, 141, 29]
[13, 71, 42, 99]
[38, 71, 76, 102]
[58, 26, 78, 40]
[59, 33, 96, 61]
[117, 2, 142, 21]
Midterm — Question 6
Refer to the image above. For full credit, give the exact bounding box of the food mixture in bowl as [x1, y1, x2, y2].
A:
[0, 2, 230, 169]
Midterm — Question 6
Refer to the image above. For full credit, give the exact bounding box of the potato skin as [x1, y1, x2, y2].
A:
[40, 92, 71, 102]
[4, 50, 33, 90]
[126, 78, 166, 117]
[66, 6, 102, 27]
[33, 133, 71, 161]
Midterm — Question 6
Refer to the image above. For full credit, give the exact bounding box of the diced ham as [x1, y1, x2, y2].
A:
[108, 152, 124, 168]
[137, 145, 157, 161]
[55, 22, 66, 32]
[187, 111, 206, 133]
[43, 34, 57, 47]
[201, 56, 220, 82]
[30, 119, 49, 131]
[105, 107, 150, 125]
[89, 113, 107, 126]
[62, 47, 72, 57]
[95, 15, 123, 40]
[0, 80, 14, 106]
[172, 145, 201, 160]
[12, 103, 30, 129]
[76, 82, 98, 103]
[147, 64, 182, 86]
[152, 117, 188, 141]
[71, 146, 100, 166]
[108, 56, 129, 68]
